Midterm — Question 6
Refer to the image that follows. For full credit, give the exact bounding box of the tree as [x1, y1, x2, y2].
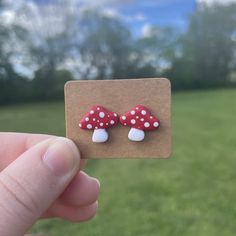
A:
[135, 26, 179, 75]
[5, 1, 78, 100]
[76, 9, 134, 80]
[0, 1, 31, 104]
[167, 3, 236, 89]
[31, 69, 73, 100]
[17, 2, 75, 83]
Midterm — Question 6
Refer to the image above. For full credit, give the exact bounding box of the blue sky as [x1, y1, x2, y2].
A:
[33, 0, 196, 36]
[116, 0, 196, 34]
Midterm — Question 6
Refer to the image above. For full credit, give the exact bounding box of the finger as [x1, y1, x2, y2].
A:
[41, 171, 99, 218]
[59, 171, 100, 207]
[0, 133, 87, 171]
[0, 133, 53, 170]
[49, 201, 98, 222]
[0, 137, 80, 236]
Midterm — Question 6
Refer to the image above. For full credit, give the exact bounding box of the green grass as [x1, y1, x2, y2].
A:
[0, 89, 236, 236]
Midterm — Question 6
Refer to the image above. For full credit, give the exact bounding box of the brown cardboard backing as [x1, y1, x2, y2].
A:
[65, 78, 171, 159]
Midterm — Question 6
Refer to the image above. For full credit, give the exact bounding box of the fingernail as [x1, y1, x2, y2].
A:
[43, 138, 79, 176]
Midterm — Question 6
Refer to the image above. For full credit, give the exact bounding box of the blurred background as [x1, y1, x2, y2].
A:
[0, 0, 236, 235]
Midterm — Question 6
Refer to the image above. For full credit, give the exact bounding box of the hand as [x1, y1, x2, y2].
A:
[0, 133, 100, 236]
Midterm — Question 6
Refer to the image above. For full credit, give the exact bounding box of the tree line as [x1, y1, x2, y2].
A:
[0, 1, 236, 105]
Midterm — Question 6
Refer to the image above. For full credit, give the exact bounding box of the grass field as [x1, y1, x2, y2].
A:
[0, 89, 236, 236]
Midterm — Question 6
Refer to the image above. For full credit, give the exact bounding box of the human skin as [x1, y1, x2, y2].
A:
[0, 133, 100, 236]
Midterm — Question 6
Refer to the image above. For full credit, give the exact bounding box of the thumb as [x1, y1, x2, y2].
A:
[0, 137, 80, 236]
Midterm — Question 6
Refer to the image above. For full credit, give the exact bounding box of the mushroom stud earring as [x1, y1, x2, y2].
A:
[79, 105, 119, 143]
[120, 105, 160, 142]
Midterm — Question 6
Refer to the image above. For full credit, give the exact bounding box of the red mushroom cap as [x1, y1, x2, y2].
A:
[79, 105, 119, 130]
[119, 105, 160, 131]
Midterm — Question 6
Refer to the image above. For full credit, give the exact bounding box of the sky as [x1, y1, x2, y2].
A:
[31, 0, 236, 37]
[3, 0, 236, 37]
[2, 0, 236, 77]
[32, 0, 197, 36]
[106, 0, 196, 35]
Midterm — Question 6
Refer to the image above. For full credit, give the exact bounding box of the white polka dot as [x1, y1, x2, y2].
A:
[122, 116, 126, 120]
[87, 124, 92, 129]
[99, 112, 105, 118]
[131, 119, 136, 124]
[124, 123, 127, 125]
[136, 107, 139, 110]
[85, 117, 89, 121]
[141, 110, 147, 115]
[130, 110, 135, 115]
[100, 122, 103, 126]
[110, 120, 115, 124]
[95, 126, 98, 129]
[136, 116, 139, 119]
[97, 107, 100, 110]
[114, 113, 117, 117]
[106, 123, 109, 125]
[150, 116, 153, 119]
[144, 122, 150, 128]
[93, 118, 96, 121]
[141, 118, 144, 122]
[97, 120, 100, 122]
[90, 110, 94, 114]
[79, 123, 82, 127]
[154, 122, 159, 127]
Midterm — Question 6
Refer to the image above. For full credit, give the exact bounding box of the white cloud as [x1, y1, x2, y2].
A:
[4, 1, 77, 39]
[141, 24, 153, 37]
[0, 10, 15, 25]
[197, 0, 236, 5]
[129, 13, 146, 22]
[69, 0, 134, 7]
[102, 8, 145, 22]
[102, 8, 120, 18]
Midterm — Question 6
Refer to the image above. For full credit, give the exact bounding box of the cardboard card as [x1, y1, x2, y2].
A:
[65, 78, 171, 159]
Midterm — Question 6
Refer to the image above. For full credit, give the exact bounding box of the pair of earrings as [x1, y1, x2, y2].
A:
[79, 105, 160, 143]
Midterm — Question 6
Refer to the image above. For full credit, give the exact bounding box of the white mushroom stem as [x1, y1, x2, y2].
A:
[92, 129, 108, 143]
[128, 128, 145, 142]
